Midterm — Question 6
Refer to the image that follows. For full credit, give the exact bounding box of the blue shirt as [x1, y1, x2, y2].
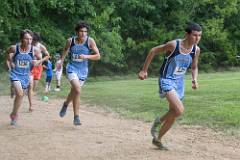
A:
[66, 36, 91, 80]
[159, 39, 196, 80]
[11, 44, 34, 76]
[10, 44, 34, 89]
[44, 60, 53, 77]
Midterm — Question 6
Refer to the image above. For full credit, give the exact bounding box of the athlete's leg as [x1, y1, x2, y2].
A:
[45, 77, 51, 93]
[59, 81, 77, 118]
[55, 72, 62, 88]
[60, 79, 82, 125]
[54, 74, 61, 91]
[10, 82, 15, 98]
[33, 66, 42, 92]
[11, 81, 24, 116]
[28, 77, 33, 112]
[57, 78, 61, 88]
[66, 79, 81, 116]
[48, 76, 52, 92]
[64, 86, 74, 105]
[157, 90, 184, 141]
[33, 79, 39, 91]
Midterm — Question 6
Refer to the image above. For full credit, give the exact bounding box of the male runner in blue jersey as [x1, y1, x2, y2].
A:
[138, 22, 202, 150]
[7, 29, 49, 125]
[59, 21, 100, 125]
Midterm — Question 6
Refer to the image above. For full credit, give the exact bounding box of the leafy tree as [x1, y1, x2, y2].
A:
[0, 0, 239, 73]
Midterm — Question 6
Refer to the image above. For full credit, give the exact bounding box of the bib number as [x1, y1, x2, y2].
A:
[72, 54, 83, 62]
[174, 67, 187, 75]
[17, 60, 30, 68]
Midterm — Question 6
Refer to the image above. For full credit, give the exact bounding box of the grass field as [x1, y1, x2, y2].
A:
[1, 71, 240, 132]
[83, 72, 240, 131]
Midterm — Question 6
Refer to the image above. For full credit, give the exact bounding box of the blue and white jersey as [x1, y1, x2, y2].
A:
[159, 39, 196, 80]
[10, 44, 34, 88]
[66, 36, 91, 80]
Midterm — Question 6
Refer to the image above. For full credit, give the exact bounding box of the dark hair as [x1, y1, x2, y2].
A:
[75, 21, 90, 32]
[185, 22, 202, 34]
[20, 29, 33, 40]
[33, 32, 41, 42]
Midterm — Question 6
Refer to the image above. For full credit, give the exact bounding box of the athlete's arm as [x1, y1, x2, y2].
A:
[6, 59, 11, 71]
[60, 38, 71, 63]
[80, 38, 100, 60]
[33, 48, 49, 66]
[6, 45, 16, 70]
[40, 43, 50, 56]
[138, 41, 176, 80]
[191, 46, 200, 89]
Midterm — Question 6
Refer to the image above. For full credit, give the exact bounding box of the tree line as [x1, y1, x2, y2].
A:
[0, 0, 240, 75]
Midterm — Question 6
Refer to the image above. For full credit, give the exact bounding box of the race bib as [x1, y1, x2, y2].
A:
[16, 60, 30, 68]
[72, 54, 83, 62]
[173, 66, 187, 75]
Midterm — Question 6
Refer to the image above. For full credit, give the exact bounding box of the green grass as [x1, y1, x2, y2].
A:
[0, 72, 11, 95]
[81, 72, 240, 132]
[1, 71, 240, 132]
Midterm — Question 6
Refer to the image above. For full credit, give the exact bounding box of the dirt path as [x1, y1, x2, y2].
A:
[0, 95, 239, 160]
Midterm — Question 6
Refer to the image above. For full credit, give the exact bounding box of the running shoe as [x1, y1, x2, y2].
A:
[29, 107, 33, 112]
[151, 116, 161, 139]
[73, 115, 81, 125]
[152, 138, 168, 150]
[59, 103, 68, 117]
[10, 114, 18, 126]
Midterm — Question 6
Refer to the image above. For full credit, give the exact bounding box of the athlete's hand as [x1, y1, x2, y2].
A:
[80, 54, 86, 60]
[44, 55, 50, 61]
[192, 80, 198, 89]
[138, 70, 147, 80]
[10, 62, 15, 69]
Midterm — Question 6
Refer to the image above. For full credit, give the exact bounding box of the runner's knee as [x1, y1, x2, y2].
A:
[16, 91, 24, 98]
[171, 105, 184, 117]
[72, 87, 81, 95]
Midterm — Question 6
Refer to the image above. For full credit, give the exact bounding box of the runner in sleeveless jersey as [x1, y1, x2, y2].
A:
[6, 29, 49, 125]
[138, 22, 202, 150]
[59, 21, 100, 125]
